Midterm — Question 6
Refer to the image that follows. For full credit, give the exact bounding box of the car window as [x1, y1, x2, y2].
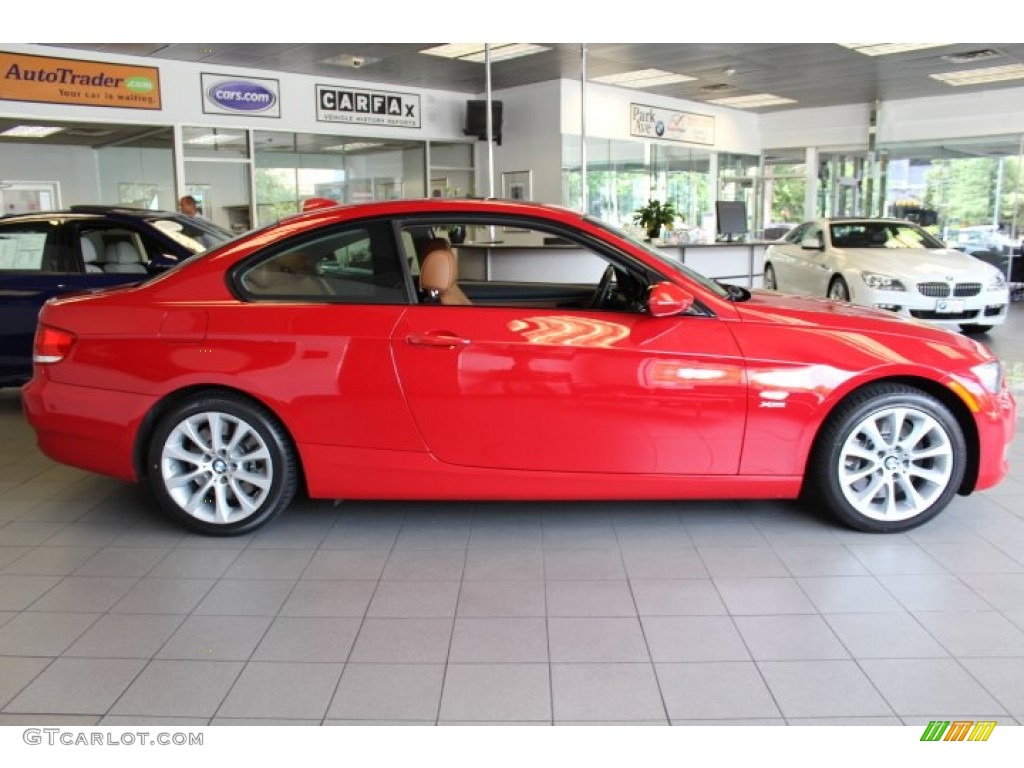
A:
[238, 224, 408, 304]
[74, 224, 151, 274]
[147, 216, 232, 254]
[784, 223, 810, 243]
[831, 221, 943, 249]
[0, 222, 71, 272]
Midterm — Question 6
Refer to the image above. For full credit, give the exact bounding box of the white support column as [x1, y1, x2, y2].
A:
[804, 146, 819, 220]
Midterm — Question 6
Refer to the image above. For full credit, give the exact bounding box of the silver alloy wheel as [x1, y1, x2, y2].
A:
[763, 264, 776, 290]
[836, 405, 954, 522]
[828, 278, 849, 301]
[159, 411, 274, 525]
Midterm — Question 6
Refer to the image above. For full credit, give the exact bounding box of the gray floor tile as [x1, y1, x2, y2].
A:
[797, 576, 905, 613]
[542, 525, 618, 551]
[956, 573, 1024, 612]
[4, 657, 145, 714]
[367, 580, 460, 618]
[0, 522, 66, 547]
[252, 617, 360, 662]
[878, 575, 995, 612]
[0, 612, 100, 656]
[457, 581, 546, 617]
[2, 546, 99, 576]
[715, 578, 817, 615]
[278, 580, 376, 617]
[0, 714, 101, 725]
[111, 578, 215, 614]
[549, 617, 649, 662]
[0, 657, 52, 708]
[327, 663, 444, 721]
[349, 618, 453, 663]
[620, 548, 708, 579]
[440, 664, 550, 722]
[27, 576, 137, 613]
[642, 616, 750, 662]
[787, 717, 904, 725]
[918, 540, 1024, 574]
[823, 613, 949, 659]
[656, 662, 781, 720]
[300, 550, 388, 581]
[860, 659, 1007, 716]
[772, 545, 869, 577]
[758, 660, 894, 718]
[448, 618, 548, 663]
[913, 611, 1024, 656]
[156, 615, 272, 661]
[0, 575, 62, 611]
[546, 580, 635, 617]
[221, 548, 314, 580]
[64, 614, 186, 659]
[320, 524, 400, 550]
[630, 579, 727, 616]
[74, 547, 169, 577]
[544, 550, 625, 580]
[110, 660, 244, 717]
[101, 715, 210, 726]
[44, 523, 125, 548]
[216, 661, 343, 719]
[734, 615, 849, 660]
[382, 549, 466, 581]
[551, 663, 665, 722]
[192, 579, 295, 616]
[394, 523, 470, 551]
[146, 548, 242, 579]
[846, 543, 948, 575]
[0, 547, 32, 569]
[960, 658, 1024, 716]
[462, 549, 544, 580]
[699, 546, 789, 578]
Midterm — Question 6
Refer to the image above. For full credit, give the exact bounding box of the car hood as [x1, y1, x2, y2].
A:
[734, 289, 960, 339]
[837, 247, 999, 280]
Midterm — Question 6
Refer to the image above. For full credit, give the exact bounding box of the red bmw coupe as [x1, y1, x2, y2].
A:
[22, 199, 1016, 535]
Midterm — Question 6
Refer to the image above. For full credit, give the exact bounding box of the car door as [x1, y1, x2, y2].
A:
[767, 223, 809, 291]
[391, 266, 748, 477]
[785, 223, 830, 295]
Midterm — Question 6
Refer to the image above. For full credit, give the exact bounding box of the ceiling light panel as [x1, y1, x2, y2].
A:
[0, 125, 65, 138]
[591, 68, 697, 88]
[706, 94, 797, 108]
[419, 43, 550, 63]
[930, 63, 1024, 86]
[183, 133, 245, 145]
[839, 43, 950, 56]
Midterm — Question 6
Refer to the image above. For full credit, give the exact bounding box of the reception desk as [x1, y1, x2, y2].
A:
[457, 240, 770, 288]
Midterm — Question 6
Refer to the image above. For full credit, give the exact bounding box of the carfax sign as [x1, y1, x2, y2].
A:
[0, 51, 161, 110]
[629, 103, 715, 146]
[316, 84, 420, 128]
[202, 73, 280, 117]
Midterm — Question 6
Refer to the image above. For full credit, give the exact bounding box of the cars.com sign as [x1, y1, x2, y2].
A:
[201, 73, 280, 118]
[316, 84, 420, 128]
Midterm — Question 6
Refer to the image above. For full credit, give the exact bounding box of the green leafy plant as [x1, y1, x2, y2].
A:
[633, 199, 677, 239]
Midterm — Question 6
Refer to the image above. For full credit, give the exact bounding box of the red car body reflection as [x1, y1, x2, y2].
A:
[21, 199, 1016, 535]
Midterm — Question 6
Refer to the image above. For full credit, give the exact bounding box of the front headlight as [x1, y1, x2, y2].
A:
[987, 271, 1006, 290]
[861, 272, 906, 291]
[971, 360, 1004, 394]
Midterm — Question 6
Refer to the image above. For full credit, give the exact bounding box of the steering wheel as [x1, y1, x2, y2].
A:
[591, 265, 616, 309]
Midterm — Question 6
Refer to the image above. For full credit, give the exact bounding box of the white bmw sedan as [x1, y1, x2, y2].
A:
[763, 218, 1009, 333]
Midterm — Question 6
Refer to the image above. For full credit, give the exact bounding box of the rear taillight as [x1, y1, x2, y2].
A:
[33, 325, 76, 364]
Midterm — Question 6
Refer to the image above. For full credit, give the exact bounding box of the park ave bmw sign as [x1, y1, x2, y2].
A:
[201, 73, 280, 118]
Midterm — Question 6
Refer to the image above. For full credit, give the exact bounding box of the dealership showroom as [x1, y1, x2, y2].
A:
[4, 31, 1024, 744]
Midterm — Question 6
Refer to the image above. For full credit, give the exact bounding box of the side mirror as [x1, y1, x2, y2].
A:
[801, 234, 824, 250]
[647, 281, 694, 317]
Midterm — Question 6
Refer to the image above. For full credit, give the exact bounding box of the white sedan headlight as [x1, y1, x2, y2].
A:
[861, 272, 906, 291]
[987, 271, 1006, 290]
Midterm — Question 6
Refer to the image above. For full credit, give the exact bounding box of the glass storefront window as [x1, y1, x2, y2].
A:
[182, 126, 250, 159]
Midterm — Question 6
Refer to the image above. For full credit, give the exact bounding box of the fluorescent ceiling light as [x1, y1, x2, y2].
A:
[706, 93, 797, 108]
[930, 63, 1024, 86]
[0, 125, 65, 138]
[591, 68, 697, 88]
[839, 43, 950, 56]
[184, 133, 245, 145]
[322, 142, 383, 152]
[419, 43, 550, 63]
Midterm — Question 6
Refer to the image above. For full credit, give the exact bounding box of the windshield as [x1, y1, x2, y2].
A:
[147, 216, 235, 255]
[830, 221, 945, 250]
[585, 216, 732, 299]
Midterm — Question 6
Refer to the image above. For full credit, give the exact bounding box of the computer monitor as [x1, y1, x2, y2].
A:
[716, 201, 748, 242]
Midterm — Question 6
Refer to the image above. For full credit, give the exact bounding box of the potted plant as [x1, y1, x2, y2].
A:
[633, 199, 677, 241]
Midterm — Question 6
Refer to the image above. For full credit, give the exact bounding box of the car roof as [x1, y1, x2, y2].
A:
[0, 206, 183, 222]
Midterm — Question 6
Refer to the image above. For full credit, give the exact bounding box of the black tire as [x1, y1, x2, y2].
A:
[763, 263, 777, 291]
[806, 383, 966, 533]
[827, 276, 850, 302]
[960, 324, 993, 334]
[146, 393, 298, 535]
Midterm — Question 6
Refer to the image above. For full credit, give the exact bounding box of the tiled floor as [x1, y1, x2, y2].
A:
[1, 308, 1024, 726]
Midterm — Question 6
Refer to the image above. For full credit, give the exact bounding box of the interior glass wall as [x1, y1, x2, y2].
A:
[760, 149, 806, 239]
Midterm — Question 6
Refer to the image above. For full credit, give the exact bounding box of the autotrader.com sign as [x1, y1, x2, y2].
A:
[316, 84, 420, 128]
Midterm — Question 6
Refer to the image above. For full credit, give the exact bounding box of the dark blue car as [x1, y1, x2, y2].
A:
[0, 206, 234, 386]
